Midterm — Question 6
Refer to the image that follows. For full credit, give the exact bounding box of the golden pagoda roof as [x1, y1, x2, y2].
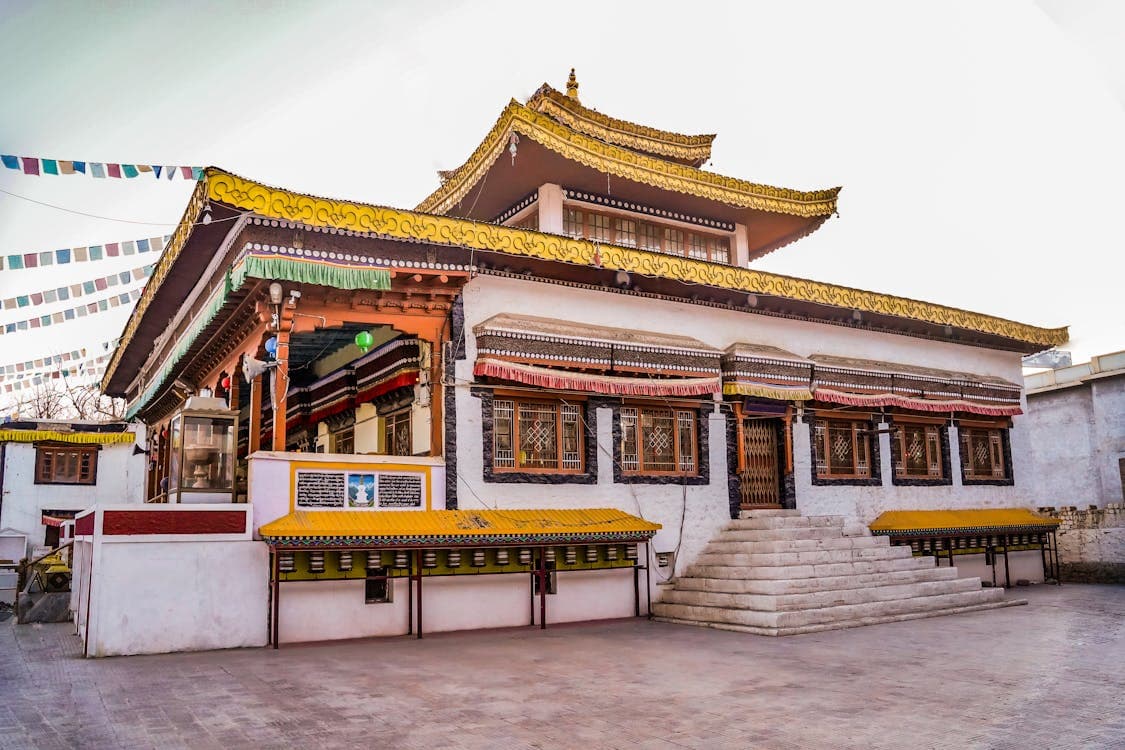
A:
[258, 507, 661, 546]
[415, 97, 840, 219]
[869, 508, 1060, 536]
[526, 80, 716, 166]
[100, 167, 1068, 393]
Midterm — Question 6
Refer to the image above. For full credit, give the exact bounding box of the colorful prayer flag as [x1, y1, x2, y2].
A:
[107, 163, 121, 178]
[22, 157, 39, 175]
[192, 167, 205, 181]
[42, 159, 58, 175]
[138, 164, 153, 173]
[2, 155, 19, 169]
[180, 166, 193, 179]
[59, 160, 75, 174]
[122, 164, 139, 178]
[165, 166, 175, 180]
[57, 248, 71, 264]
[153, 165, 163, 179]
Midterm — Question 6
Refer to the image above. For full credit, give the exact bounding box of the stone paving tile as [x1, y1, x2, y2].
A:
[1, 585, 1123, 748]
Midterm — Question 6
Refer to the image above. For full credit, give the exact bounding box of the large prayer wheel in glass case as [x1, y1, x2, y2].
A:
[167, 396, 237, 504]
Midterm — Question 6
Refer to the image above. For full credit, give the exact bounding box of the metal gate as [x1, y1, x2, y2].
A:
[739, 419, 781, 508]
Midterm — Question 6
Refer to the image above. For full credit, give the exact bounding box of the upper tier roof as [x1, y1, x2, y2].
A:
[525, 80, 716, 166]
[416, 73, 841, 259]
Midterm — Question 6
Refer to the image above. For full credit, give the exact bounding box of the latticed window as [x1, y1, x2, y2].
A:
[710, 236, 731, 264]
[638, 222, 661, 251]
[813, 419, 871, 479]
[588, 213, 611, 242]
[620, 406, 697, 475]
[384, 410, 412, 457]
[614, 218, 637, 247]
[35, 444, 98, 485]
[663, 228, 685, 256]
[331, 427, 354, 455]
[563, 208, 584, 238]
[493, 398, 583, 472]
[892, 423, 943, 478]
[687, 233, 709, 260]
[960, 427, 1007, 480]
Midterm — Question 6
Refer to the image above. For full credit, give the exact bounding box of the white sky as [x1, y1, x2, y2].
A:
[1, 0, 1122, 411]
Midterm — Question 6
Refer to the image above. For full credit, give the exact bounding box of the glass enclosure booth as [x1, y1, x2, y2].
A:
[166, 396, 238, 504]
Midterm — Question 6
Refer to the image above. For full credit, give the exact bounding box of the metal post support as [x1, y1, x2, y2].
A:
[416, 550, 423, 640]
[270, 547, 280, 650]
[407, 552, 413, 636]
[633, 560, 640, 618]
[645, 542, 652, 619]
[539, 547, 547, 630]
[1003, 535, 1011, 588]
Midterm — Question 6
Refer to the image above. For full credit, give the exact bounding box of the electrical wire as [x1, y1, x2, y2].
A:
[0, 185, 247, 228]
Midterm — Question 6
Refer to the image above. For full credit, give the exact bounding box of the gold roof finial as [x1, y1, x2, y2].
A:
[566, 68, 579, 101]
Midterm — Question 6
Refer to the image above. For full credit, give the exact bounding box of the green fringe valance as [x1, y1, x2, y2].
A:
[232, 254, 392, 292]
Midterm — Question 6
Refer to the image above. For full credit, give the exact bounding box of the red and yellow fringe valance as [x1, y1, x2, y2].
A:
[812, 388, 1022, 417]
[474, 358, 720, 397]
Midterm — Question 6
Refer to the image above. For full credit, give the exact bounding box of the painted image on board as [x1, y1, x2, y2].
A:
[347, 473, 377, 507]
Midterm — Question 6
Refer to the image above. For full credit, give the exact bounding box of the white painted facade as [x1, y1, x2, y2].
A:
[0, 425, 145, 556]
[451, 274, 1036, 583]
[70, 504, 268, 657]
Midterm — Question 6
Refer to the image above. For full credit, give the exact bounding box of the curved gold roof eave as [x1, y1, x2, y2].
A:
[101, 168, 1066, 393]
[526, 84, 715, 164]
[415, 99, 841, 218]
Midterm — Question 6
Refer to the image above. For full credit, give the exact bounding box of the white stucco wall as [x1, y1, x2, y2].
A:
[83, 538, 268, 657]
[1023, 376, 1125, 507]
[0, 430, 146, 554]
[453, 274, 1036, 583]
[278, 567, 643, 643]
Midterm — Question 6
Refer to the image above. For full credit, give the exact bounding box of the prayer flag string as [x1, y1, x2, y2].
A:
[2, 155, 203, 182]
[1, 262, 153, 311]
[0, 235, 169, 271]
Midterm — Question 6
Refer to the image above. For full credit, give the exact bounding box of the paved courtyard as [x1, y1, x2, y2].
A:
[1, 585, 1123, 750]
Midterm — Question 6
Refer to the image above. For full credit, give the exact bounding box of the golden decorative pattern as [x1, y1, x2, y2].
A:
[208, 170, 1065, 347]
[100, 179, 208, 393]
[527, 84, 715, 163]
[416, 100, 840, 218]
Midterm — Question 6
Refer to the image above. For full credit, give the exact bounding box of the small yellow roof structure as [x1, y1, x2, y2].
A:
[260, 508, 661, 547]
[869, 508, 1060, 537]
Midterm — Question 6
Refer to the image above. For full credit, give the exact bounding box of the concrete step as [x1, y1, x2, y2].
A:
[685, 554, 939, 580]
[716, 527, 854, 543]
[654, 598, 1025, 637]
[738, 509, 802, 519]
[694, 545, 913, 568]
[652, 588, 1008, 631]
[725, 515, 846, 531]
[671, 565, 961, 596]
[703, 537, 890, 555]
[660, 577, 983, 613]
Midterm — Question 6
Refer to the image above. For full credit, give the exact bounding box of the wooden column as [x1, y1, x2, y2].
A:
[271, 330, 290, 452]
[249, 375, 263, 454]
[227, 367, 240, 414]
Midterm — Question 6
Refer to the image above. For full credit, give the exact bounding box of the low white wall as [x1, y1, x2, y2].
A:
[85, 539, 268, 657]
[948, 550, 1047, 585]
[279, 579, 411, 642]
[277, 567, 644, 643]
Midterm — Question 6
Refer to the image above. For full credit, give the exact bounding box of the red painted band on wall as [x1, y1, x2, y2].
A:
[102, 510, 246, 536]
[75, 514, 94, 536]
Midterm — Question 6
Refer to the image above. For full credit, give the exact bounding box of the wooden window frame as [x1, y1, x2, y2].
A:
[813, 418, 873, 480]
[383, 408, 412, 457]
[492, 396, 585, 474]
[960, 427, 1008, 481]
[330, 426, 354, 455]
[34, 443, 99, 486]
[892, 422, 945, 479]
[561, 204, 734, 263]
[620, 404, 699, 477]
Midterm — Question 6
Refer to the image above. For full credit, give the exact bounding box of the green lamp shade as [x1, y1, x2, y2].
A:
[355, 331, 374, 353]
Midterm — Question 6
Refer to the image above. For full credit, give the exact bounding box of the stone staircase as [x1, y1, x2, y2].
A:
[652, 509, 1024, 636]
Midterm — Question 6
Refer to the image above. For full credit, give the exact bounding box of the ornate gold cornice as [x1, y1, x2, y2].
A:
[100, 179, 208, 393]
[416, 100, 840, 219]
[527, 85, 715, 164]
[210, 170, 1064, 347]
